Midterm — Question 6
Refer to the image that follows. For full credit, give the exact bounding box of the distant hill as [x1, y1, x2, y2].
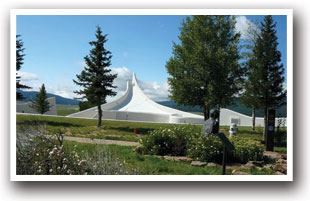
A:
[18, 90, 79, 105]
[157, 98, 287, 118]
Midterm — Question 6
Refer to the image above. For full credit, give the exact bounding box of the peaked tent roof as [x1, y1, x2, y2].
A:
[67, 73, 204, 123]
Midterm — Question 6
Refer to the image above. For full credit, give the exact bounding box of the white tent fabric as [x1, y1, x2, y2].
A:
[67, 73, 204, 124]
[67, 73, 286, 126]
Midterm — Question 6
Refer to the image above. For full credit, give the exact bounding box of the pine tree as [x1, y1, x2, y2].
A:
[166, 16, 243, 121]
[30, 84, 51, 114]
[16, 35, 31, 100]
[252, 16, 286, 142]
[73, 26, 117, 127]
[79, 100, 96, 111]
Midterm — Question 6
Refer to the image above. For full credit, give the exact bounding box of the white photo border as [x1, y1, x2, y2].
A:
[10, 9, 293, 181]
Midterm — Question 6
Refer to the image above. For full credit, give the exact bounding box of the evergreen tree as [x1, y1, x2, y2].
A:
[252, 16, 286, 142]
[30, 84, 51, 114]
[166, 16, 243, 121]
[79, 100, 96, 111]
[73, 26, 117, 127]
[16, 35, 31, 100]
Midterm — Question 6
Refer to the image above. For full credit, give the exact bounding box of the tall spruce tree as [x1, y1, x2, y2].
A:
[30, 84, 51, 114]
[73, 26, 117, 127]
[16, 35, 31, 100]
[252, 16, 286, 142]
[166, 16, 243, 121]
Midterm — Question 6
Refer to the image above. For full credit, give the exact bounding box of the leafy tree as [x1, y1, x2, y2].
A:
[73, 26, 117, 127]
[240, 20, 261, 131]
[251, 16, 286, 142]
[79, 100, 96, 111]
[30, 84, 51, 114]
[166, 16, 243, 121]
[16, 35, 31, 100]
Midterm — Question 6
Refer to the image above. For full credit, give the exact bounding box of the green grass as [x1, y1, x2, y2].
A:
[56, 105, 79, 116]
[63, 140, 228, 175]
[16, 115, 286, 175]
[62, 141, 278, 175]
[17, 114, 177, 142]
[16, 114, 287, 153]
[274, 146, 287, 154]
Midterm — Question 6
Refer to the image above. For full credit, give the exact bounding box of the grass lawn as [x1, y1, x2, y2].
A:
[16, 114, 287, 154]
[17, 114, 177, 142]
[56, 105, 79, 116]
[63, 140, 275, 175]
[16, 114, 286, 175]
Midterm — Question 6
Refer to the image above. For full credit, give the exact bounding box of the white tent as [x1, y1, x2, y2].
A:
[68, 73, 204, 124]
[67, 73, 286, 127]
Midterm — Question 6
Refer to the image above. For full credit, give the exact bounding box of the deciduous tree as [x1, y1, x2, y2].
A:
[166, 16, 243, 121]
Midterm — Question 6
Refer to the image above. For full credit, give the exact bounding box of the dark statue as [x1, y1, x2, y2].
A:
[202, 110, 219, 136]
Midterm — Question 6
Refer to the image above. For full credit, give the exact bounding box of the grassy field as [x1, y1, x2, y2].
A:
[16, 114, 287, 153]
[62, 140, 276, 175]
[17, 114, 178, 142]
[56, 104, 79, 116]
[16, 114, 286, 175]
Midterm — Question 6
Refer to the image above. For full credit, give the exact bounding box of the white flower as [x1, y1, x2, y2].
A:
[49, 169, 53, 173]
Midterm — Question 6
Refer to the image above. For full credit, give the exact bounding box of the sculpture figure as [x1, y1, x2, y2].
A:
[202, 110, 219, 137]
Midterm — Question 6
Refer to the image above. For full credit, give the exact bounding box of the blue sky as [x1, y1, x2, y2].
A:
[16, 15, 287, 102]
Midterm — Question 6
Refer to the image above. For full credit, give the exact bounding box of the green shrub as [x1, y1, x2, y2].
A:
[138, 125, 201, 156]
[187, 135, 223, 162]
[139, 126, 265, 164]
[229, 136, 264, 163]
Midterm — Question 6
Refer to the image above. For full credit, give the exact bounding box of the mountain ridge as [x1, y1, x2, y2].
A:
[17, 90, 80, 105]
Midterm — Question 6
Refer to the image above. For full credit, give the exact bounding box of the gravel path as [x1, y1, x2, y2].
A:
[63, 136, 139, 146]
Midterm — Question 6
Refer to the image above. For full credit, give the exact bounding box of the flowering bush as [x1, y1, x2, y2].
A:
[138, 125, 201, 156]
[138, 125, 264, 163]
[229, 136, 264, 163]
[16, 124, 138, 175]
[187, 135, 223, 162]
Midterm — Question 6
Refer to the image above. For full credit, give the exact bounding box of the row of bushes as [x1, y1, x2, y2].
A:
[137, 125, 264, 163]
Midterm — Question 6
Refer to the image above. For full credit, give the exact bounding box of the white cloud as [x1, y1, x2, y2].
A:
[17, 71, 38, 81]
[139, 80, 170, 102]
[26, 82, 78, 99]
[235, 16, 259, 41]
[49, 85, 77, 99]
[27, 65, 170, 102]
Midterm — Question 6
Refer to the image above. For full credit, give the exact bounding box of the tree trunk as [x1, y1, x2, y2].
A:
[97, 100, 102, 128]
[252, 107, 256, 131]
[263, 106, 268, 143]
[203, 106, 210, 121]
[216, 104, 221, 126]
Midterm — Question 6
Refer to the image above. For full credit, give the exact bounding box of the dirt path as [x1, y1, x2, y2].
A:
[63, 136, 139, 146]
